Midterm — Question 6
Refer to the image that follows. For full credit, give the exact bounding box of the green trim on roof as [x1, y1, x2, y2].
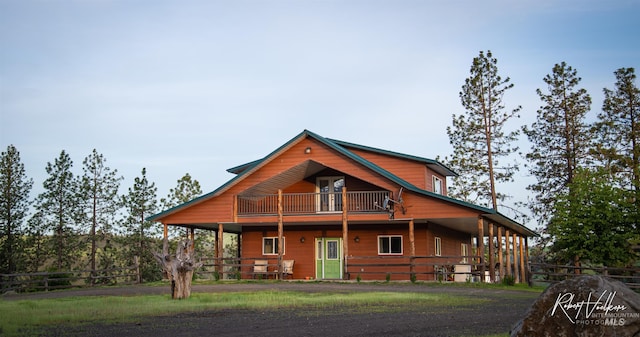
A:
[327, 138, 458, 176]
[148, 129, 534, 237]
[226, 159, 262, 174]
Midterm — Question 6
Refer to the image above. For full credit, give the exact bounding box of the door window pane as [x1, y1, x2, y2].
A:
[327, 241, 338, 259]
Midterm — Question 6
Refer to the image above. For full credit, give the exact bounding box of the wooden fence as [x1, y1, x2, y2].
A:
[194, 255, 484, 282]
[0, 265, 139, 293]
[529, 263, 640, 289]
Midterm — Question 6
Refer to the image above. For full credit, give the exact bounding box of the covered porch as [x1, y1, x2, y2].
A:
[161, 188, 535, 283]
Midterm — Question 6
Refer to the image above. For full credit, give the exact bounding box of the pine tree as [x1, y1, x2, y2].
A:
[444, 50, 521, 211]
[160, 173, 203, 241]
[0, 145, 33, 274]
[120, 168, 160, 282]
[523, 62, 592, 229]
[160, 173, 202, 209]
[78, 149, 123, 284]
[594, 67, 640, 196]
[33, 150, 81, 270]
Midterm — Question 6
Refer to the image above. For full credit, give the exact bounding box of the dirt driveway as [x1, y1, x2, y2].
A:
[6, 282, 539, 337]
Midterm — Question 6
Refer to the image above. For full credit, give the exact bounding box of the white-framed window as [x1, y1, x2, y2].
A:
[433, 176, 443, 195]
[262, 237, 285, 255]
[435, 237, 442, 256]
[378, 235, 403, 255]
[461, 243, 469, 263]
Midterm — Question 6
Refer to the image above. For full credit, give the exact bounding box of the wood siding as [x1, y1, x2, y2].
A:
[240, 223, 472, 281]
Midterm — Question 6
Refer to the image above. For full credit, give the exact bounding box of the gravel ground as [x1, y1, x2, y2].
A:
[4, 282, 539, 337]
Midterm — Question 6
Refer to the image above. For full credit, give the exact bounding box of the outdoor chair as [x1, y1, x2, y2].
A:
[276, 260, 294, 279]
[253, 260, 268, 279]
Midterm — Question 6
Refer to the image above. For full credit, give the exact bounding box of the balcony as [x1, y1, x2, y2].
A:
[237, 191, 390, 216]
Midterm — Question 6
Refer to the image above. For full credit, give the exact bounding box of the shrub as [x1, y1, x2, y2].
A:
[502, 275, 515, 286]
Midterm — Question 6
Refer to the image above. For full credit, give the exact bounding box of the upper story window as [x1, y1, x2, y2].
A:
[433, 176, 443, 195]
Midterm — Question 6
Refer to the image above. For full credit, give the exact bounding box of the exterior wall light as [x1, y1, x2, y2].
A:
[300, 236, 306, 243]
[354, 236, 360, 243]
[305, 147, 312, 154]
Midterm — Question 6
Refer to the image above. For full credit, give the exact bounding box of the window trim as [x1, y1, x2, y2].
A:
[461, 243, 469, 263]
[433, 175, 443, 195]
[435, 237, 442, 256]
[377, 235, 403, 255]
[262, 237, 285, 255]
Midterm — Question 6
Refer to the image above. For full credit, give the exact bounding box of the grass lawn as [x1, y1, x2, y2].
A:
[0, 281, 542, 336]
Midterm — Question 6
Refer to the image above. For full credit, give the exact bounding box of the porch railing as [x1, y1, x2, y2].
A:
[237, 191, 390, 216]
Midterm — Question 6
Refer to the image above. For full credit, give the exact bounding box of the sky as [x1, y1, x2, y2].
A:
[1, 0, 639, 229]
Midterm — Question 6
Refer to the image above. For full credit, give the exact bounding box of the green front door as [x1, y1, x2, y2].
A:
[315, 238, 342, 279]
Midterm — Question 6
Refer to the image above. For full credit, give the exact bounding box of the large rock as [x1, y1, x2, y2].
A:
[511, 275, 640, 337]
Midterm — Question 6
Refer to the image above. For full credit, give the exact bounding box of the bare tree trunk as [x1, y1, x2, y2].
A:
[154, 239, 202, 299]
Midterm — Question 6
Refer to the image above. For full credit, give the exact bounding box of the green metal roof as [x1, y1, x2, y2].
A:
[326, 138, 458, 177]
[148, 129, 536, 237]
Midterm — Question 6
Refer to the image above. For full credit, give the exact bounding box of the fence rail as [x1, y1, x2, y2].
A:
[237, 191, 390, 216]
[0, 266, 139, 293]
[530, 263, 640, 289]
[195, 255, 484, 282]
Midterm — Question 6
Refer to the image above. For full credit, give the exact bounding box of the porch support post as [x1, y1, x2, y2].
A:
[512, 233, 519, 283]
[525, 237, 531, 286]
[163, 224, 168, 241]
[190, 227, 195, 250]
[477, 217, 485, 282]
[278, 189, 284, 280]
[409, 219, 415, 279]
[217, 223, 224, 278]
[233, 195, 238, 223]
[341, 187, 349, 280]
[519, 235, 525, 284]
[504, 229, 511, 278]
[488, 223, 495, 283]
[162, 224, 169, 279]
[497, 226, 504, 282]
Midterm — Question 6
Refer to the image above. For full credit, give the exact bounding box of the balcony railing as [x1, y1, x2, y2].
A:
[237, 191, 390, 216]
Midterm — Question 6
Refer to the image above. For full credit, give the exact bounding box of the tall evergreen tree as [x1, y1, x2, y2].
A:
[444, 50, 521, 211]
[120, 168, 159, 282]
[0, 145, 33, 274]
[593, 67, 640, 197]
[78, 149, 123, 284]
[160, 173, 203, 240]
[160, 173, 202, 209]
[33, 150, 81, 270]
[523, 62, 592, 229]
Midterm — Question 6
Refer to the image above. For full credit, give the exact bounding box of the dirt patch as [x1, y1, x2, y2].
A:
[7, 282, 539, 337]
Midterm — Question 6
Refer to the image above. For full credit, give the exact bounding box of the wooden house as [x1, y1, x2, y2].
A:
[149, 130, 536, 282]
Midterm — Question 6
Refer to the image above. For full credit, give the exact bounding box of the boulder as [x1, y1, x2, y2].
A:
[511, 275, 640, 337]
